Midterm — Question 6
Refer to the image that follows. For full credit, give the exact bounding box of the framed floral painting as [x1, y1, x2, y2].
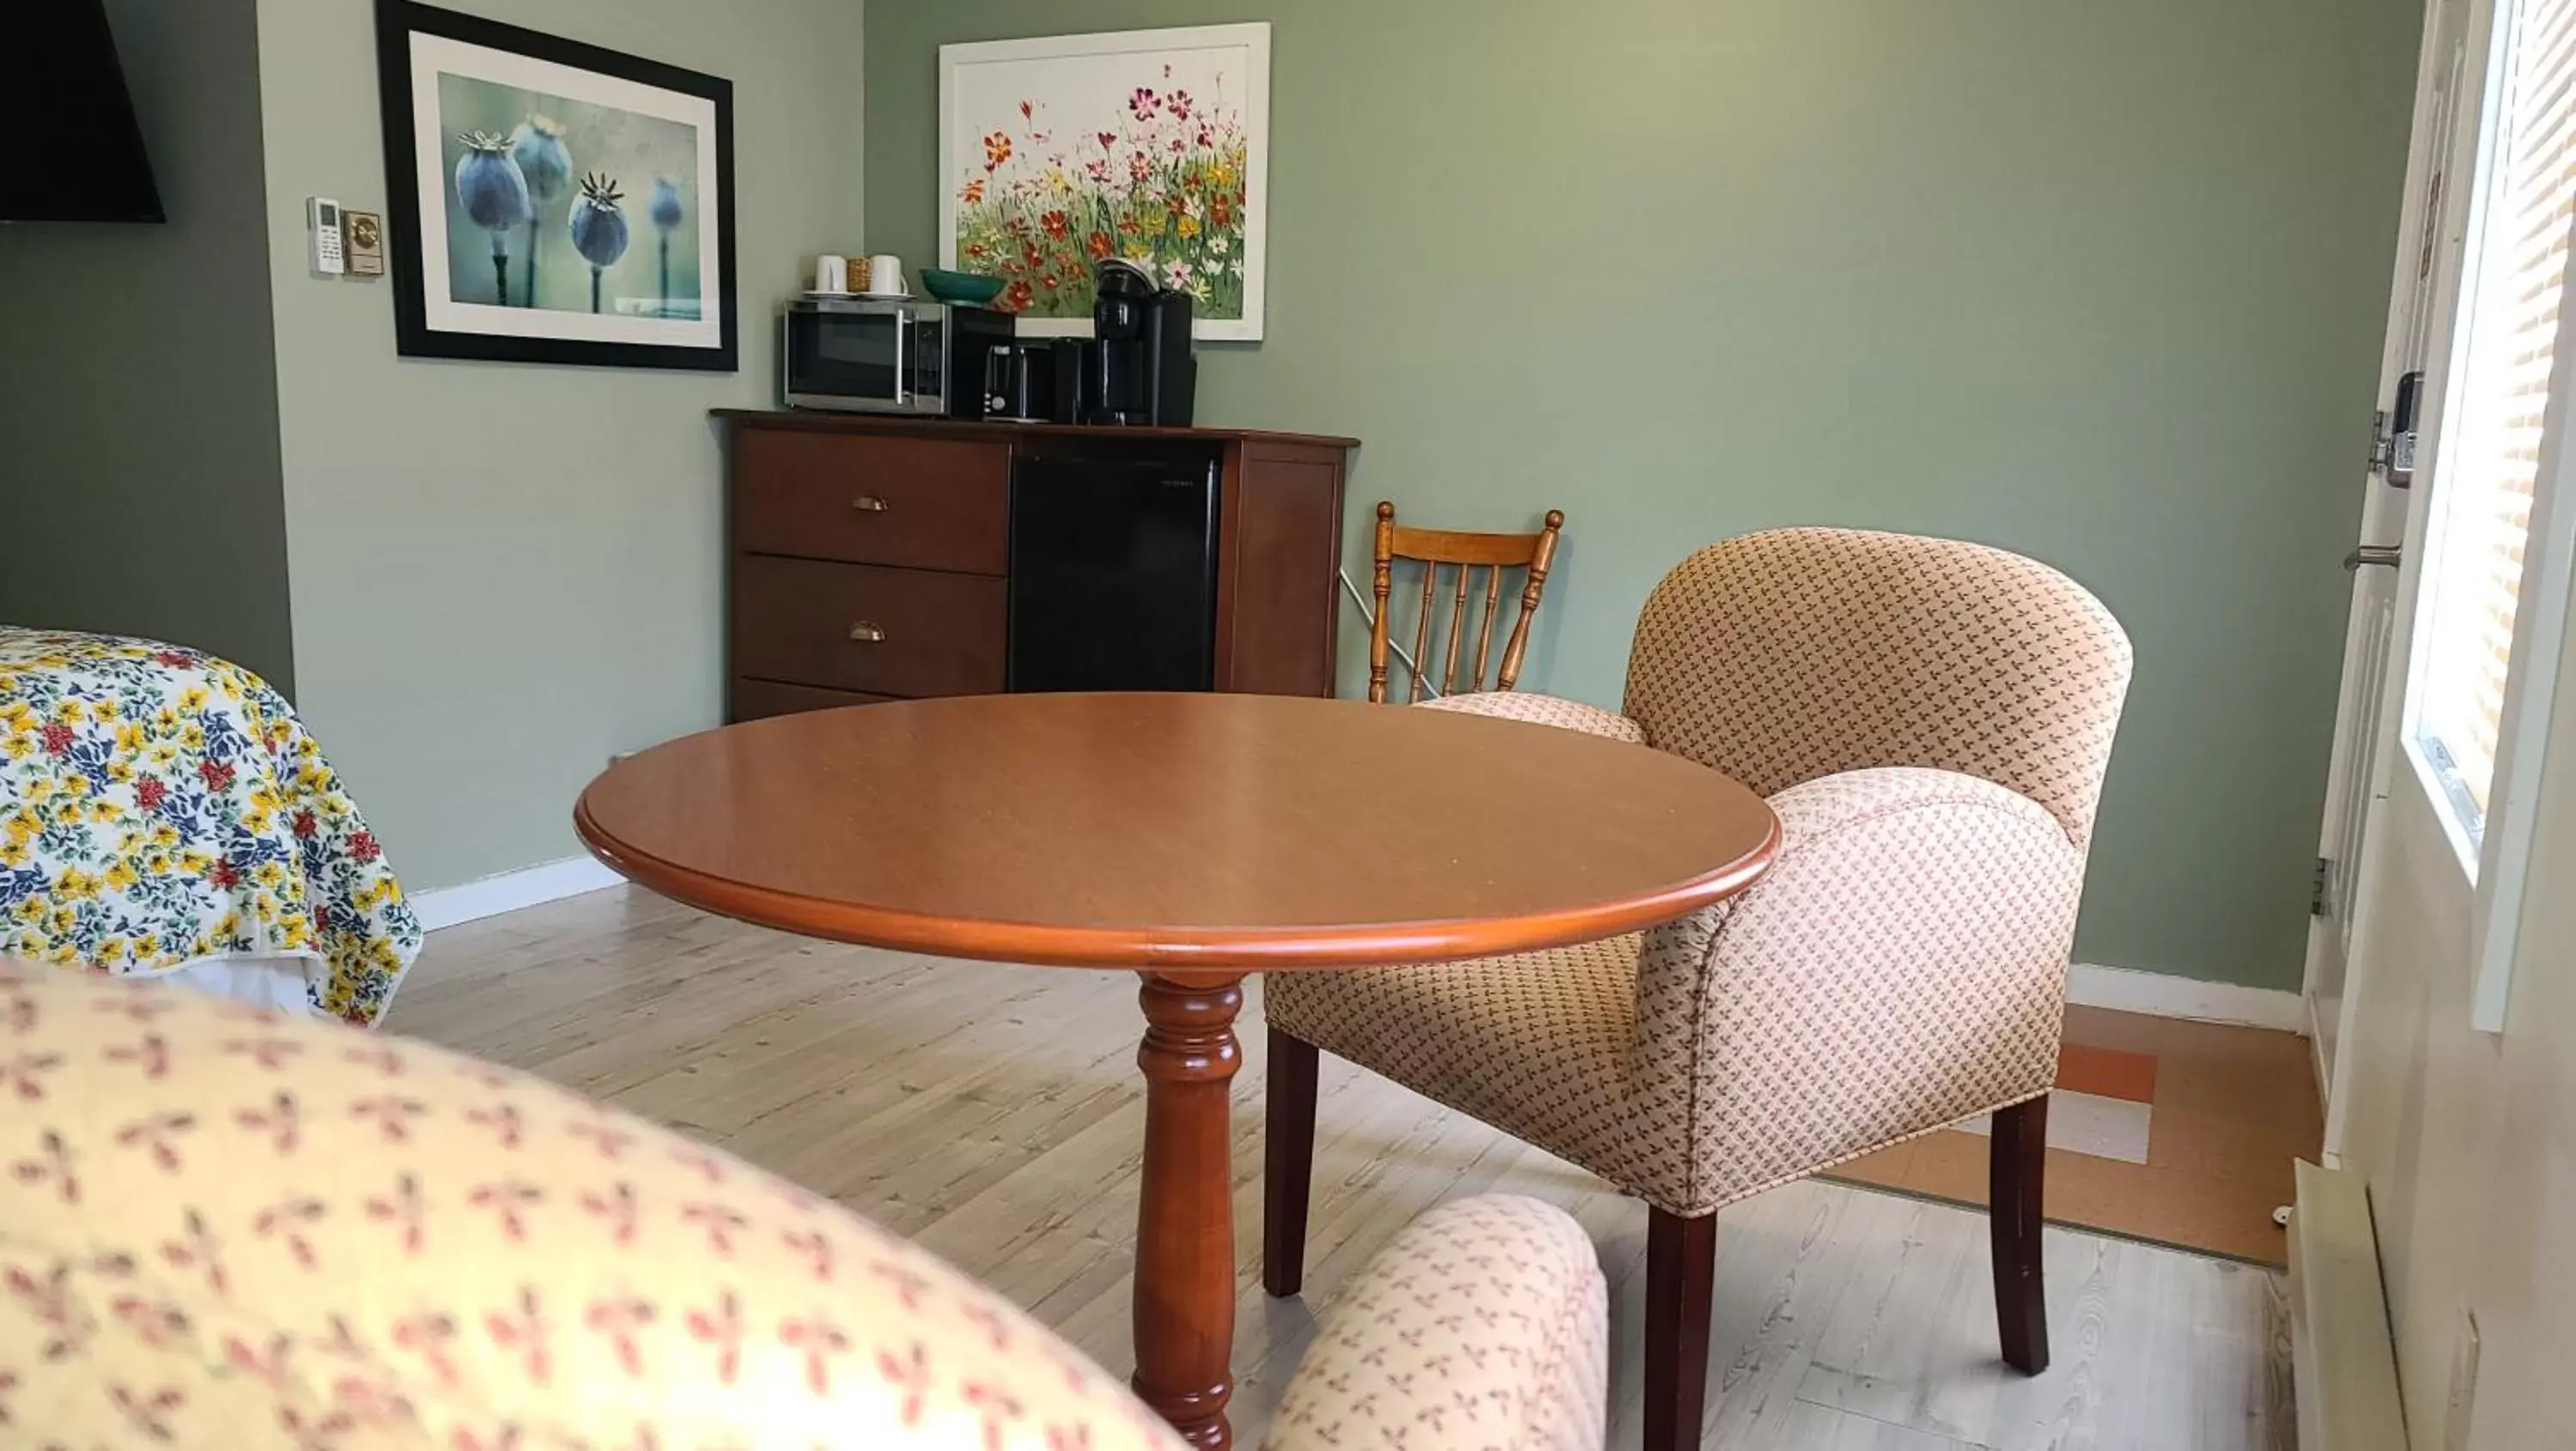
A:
[374, 0, 738, 370]
[940, 24, 1271, 342]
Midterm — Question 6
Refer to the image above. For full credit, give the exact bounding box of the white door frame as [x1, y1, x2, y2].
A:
[2302, 0, 2484, 1119]
[2316, 0, 2576, 1155]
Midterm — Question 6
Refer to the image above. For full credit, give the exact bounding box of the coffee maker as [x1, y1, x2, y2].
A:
[1080, 258, 1196, 426]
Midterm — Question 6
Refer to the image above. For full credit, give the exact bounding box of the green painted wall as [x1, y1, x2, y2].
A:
[0, 0, 296, 695]
[257, 0, 868, 892]
[867, 0, 2421, 989]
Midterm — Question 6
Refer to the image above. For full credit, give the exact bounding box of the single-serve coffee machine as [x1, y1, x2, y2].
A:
[1080, 258, 1196, 427]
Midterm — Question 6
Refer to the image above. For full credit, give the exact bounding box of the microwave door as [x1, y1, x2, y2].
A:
[787, 309, 905, 410]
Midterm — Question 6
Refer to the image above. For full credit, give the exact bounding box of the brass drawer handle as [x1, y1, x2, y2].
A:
[852, 495, 890, 513]
[848, 621, 886, 643]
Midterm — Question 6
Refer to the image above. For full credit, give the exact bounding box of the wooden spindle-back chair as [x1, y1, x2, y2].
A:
[1368, 501, 1568, 704]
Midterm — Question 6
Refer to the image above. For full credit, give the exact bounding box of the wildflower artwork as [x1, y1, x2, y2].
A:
[375, 0, 738, 371]
[940, 25, 1271, 341]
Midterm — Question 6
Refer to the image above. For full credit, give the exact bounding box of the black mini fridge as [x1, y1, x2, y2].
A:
[1006, 444, 1221, 693]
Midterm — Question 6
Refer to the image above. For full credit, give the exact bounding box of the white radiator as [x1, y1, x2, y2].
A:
[2290, 1160, 2409, 1450]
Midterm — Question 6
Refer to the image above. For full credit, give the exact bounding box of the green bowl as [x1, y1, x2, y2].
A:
[920, 268, 1005, 306]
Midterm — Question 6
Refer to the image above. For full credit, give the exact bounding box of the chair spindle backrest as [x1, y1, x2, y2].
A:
[1369, 501, 1568, 704]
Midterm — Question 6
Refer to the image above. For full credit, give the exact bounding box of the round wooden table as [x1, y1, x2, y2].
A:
[574, 692, 1779, 1448]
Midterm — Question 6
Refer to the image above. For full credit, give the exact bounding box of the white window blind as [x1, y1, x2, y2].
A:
[2415, 0, 2576, 836]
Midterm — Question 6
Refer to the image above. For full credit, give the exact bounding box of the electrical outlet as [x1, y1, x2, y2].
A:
[2443, 1308, 2481, 1451]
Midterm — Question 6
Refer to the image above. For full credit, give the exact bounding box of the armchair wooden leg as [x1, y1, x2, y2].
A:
[1262, 1026, 1320, 1297]
[1990, 1095, 2050, 1375]
[1644, 1208, 1716, 1451]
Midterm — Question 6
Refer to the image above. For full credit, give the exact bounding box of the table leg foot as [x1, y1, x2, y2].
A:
[1132, 970, 1245, 1450]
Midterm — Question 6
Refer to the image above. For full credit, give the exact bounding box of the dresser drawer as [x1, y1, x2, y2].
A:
[729, 677, 901, 722]
[732, 429, 1008, 575]
[732, 556, 1006, 698]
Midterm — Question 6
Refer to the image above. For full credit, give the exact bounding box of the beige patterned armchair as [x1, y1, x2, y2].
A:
[0, 962, 1607, 1451]
[1264, 527, 2133, 1451]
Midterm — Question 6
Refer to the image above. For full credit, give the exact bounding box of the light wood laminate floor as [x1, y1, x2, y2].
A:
[392, 886, 2294, 1451]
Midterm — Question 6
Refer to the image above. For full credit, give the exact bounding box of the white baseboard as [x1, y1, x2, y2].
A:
[410, 855, 626, 932]
[406, 878, 2313, 1036]
[2067, 962, 2307, 1034]
[2307, 993, 2336, 1109]
[2289, 1160, 2407, 1451]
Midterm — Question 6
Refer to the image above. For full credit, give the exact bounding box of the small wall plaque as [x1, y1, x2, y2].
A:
[345, 209, 386, 276]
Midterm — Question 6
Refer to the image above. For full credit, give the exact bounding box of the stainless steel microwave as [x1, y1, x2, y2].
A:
[781, 297, 1014, 416]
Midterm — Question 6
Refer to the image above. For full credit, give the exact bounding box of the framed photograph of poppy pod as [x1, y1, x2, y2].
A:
[374, 0, 737, 370]
[940, 24, 1271, 342]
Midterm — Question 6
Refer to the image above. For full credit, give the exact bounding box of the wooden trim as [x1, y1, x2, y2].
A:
[713, 408, 1358, 452]
[1387, 525, 1555, 567]
[574, 695, 1782, 970]
[1212, 439, 1352, 697]
[574, 791, 1777, 969]
[727, 677, 899, 722]
[1211, 440, 1247, 695]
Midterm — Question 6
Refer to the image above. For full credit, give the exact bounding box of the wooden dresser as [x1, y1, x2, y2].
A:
[714, 410, 1359, 720]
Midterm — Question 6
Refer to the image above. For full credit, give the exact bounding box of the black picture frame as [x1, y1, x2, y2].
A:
[374, 0, 738, 371]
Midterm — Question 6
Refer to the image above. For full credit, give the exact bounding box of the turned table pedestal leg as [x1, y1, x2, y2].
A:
[1132, 971, 1246, 1449]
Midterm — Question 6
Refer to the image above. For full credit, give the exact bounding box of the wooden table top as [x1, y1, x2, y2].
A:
[574, 693, 1779, 969]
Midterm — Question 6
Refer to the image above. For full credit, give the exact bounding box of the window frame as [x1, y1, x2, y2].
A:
[2400, 0, 2576, 1032]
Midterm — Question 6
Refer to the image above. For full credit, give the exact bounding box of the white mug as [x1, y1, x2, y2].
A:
[868, 254, 904, 296]
[814, 254, 848, 293]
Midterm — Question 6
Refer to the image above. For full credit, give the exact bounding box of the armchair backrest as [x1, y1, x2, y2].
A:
[1623, 528, 2132, 847]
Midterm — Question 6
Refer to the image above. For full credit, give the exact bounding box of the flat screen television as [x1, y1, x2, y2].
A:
[2, 0, 164, 222]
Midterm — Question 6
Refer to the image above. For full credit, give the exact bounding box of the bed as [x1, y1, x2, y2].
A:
[0, 628, 422, 1025]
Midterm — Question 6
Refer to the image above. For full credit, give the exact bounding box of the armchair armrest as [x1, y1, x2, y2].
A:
[1637, 767, 2089, 1214]
[1419, 691, 1646, 746]
[1267, 1193, 1607, 1451]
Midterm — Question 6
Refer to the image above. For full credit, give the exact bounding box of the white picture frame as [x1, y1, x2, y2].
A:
[939, 24, 1271, 342]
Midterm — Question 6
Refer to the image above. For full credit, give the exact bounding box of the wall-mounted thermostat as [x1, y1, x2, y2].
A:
[306, 195, 344, 276]
[344, 209, 385, 277]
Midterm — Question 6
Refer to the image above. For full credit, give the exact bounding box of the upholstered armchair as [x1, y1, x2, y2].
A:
[0, 962, 1607, 1451]
[1264, 527, 2133, 1451]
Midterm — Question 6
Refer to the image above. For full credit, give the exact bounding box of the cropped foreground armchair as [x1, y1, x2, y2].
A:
[0, 962, 1606, 1451]
[1264, 527, 2134, 1451]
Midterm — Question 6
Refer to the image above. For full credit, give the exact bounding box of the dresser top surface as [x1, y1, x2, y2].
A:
[713, 408, 1359, 452]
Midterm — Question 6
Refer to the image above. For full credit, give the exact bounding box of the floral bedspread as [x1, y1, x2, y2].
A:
[0, 629, 422, 1026]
